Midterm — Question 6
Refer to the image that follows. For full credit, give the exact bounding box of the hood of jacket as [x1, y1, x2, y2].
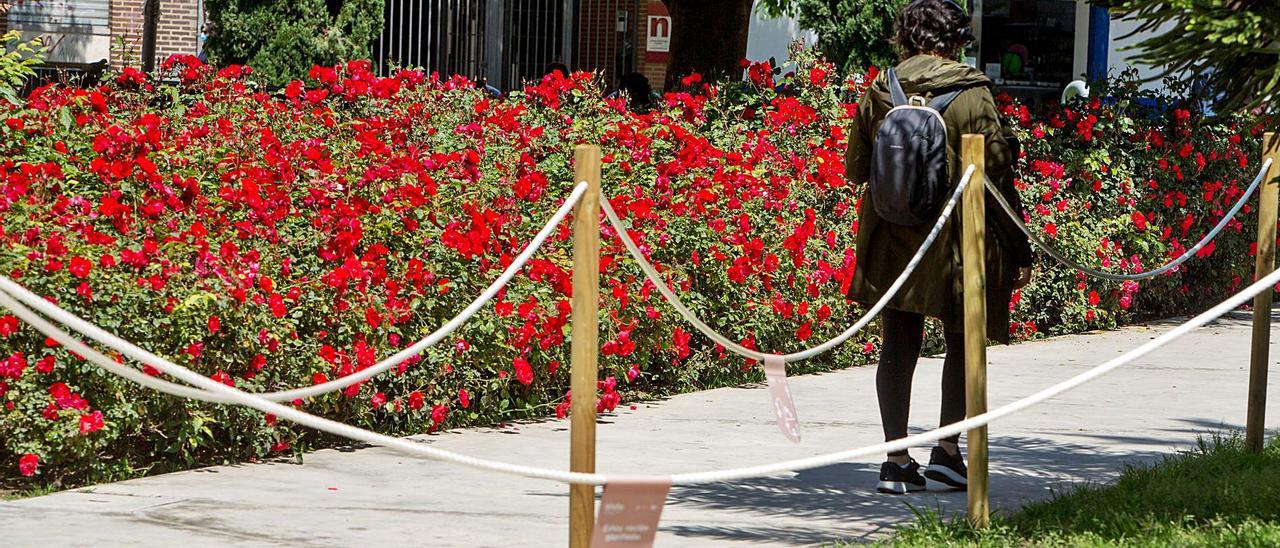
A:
[875, 54, 992, 97]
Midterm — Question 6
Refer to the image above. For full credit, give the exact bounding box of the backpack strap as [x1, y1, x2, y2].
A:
[928, 89, 963, 112]
[886, 68, 908, 107]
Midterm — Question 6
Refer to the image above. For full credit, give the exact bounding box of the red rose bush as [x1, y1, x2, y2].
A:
[0, 49, 1269, 489]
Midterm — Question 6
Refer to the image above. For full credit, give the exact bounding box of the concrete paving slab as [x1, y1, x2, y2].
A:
[1, 312, 1277, 547]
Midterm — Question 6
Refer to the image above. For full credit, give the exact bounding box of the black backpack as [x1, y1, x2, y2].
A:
[870, 68, 964, 226]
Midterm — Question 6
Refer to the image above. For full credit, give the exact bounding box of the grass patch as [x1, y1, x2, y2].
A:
[862, 434, 1280, 547]
[1, 483, 57, 501]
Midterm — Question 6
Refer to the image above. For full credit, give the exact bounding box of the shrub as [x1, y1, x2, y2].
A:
[758, 0, 908, 76]
[204, 0, 384, 87]
[1003, 70, 1270, 336]
[0, 31, 47, 105]
[0, 49, 1269, 490]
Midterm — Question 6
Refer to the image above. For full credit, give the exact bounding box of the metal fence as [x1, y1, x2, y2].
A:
[17, 62, 109, 98]
[501, 0, 569, 90]
[374, 0, 489, 82]
[374, 0, 643, 93]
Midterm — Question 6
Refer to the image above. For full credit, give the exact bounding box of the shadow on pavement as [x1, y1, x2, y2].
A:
[662, 432, 1176, 545]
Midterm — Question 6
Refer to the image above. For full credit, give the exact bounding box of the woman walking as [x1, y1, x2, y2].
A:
[844, 0, 1034, 494]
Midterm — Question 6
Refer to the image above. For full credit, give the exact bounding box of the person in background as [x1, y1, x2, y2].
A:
[843, 0, 1034, 495]
[197, 21, 212, 63]
[474, 77, 502, 98]
[612, 72, 661, 113]
[545, 62, 570, 80]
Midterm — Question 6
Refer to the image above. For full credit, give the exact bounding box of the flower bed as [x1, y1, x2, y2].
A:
[0, 51, 1270, 490]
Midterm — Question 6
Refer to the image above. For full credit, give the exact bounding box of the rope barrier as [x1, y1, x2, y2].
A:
[669, 262, 1280, 484]
[600, 165, 976, 363]
[0, 282, 611, 485]
[4, 238, 1279, 486]
[2, 159, 1275, 491]
[0, 183, 588, 404]
[986, 158, 1274, 281]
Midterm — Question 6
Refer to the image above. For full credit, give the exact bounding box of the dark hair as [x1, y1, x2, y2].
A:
[618, 72, 654, 111]
[546, 62, 570, 79]
[894, 0, 974, 59]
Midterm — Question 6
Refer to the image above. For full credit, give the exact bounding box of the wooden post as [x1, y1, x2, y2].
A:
[569, 145, 601, 548]
[961, 134, 989, 527]
[1248, 133, 1280, 453]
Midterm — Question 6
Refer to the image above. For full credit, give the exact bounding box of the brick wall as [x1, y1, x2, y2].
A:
[110, 0, 202, 68]
[576, 0, 641, 89]
[574, 0, 670, 92]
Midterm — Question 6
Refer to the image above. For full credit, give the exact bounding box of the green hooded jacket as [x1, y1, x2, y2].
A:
[845, 54, 1033, 343]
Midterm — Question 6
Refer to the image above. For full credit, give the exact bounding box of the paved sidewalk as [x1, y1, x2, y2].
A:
[2, 312, 1277, 547]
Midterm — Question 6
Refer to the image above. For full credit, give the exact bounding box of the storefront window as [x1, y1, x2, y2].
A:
[972, 0, 1078, 104]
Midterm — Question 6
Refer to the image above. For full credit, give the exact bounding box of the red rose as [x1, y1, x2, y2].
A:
[809, 66, 828, 86]
[79, 410, 105, 435]
[514, 357, 534, 386]
[407, 391, 425, 410]
[0, 352, 27, 379]
[68, 256, 92, 278]
[18, 453, 38, 477]
[1131, 211, 1148, 231]
[430, 404, 448, 425]
[672, 328, 691, 359]
[210, 370, 234, 387]
[795, 322, 813, 341]
[268, 293, 287, 318]
[0, 315, 17, 337]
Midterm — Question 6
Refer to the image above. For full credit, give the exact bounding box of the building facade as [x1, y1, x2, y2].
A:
[0, 0, 1166, 100]
[0, 0, 204, 68]
[0, 0, 802, 92]
[371, 0, 678, 92]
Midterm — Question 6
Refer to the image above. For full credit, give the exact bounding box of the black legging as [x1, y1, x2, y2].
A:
[877, 307, 966, 456]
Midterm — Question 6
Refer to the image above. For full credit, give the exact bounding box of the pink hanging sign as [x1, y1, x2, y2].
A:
[590, 476, 672, 548]
[764, 354, 801, 443]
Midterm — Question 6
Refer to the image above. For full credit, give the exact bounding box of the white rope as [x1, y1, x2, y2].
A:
[0, 277, 610, 485]
[600, 165, 975, 363]
[4, 169, 1277, 488]
[668, 262, 1280, 484]
[5, 241, 1278, 486]
[987, 158, 1273, 281]
[0, 183, 588, 404]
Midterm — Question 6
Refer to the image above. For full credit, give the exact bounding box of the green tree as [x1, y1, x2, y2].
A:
[759, 0, 908, 75]
[1093, 0, 1279, 114]
[0, 31, 47, 105]
[204, 0, 384, 86]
